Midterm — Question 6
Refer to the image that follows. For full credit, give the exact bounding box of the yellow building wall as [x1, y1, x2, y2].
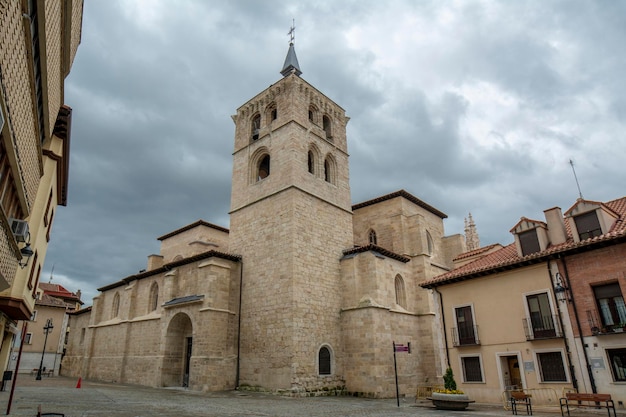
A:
[439, 264, 574, 404]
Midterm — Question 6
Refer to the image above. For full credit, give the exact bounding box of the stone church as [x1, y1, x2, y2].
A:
[62, 43, 468, 397]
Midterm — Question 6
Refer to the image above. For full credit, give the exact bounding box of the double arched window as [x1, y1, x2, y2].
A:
[368, 229, 377, 245]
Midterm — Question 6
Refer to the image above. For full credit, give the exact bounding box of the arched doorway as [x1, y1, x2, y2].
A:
[162, 313, 193, 388]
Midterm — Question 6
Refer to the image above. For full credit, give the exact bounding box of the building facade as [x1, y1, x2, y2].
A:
[11, 282, 82, 376]
[422, 197, 626, 405]
[0, 0, 83, 377]
[62, 44, 466, 397]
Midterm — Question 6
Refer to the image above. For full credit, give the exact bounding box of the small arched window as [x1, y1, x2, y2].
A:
[258, 155, 270, 180]
[266, 103, 277, 123]
[309, 105, 318, 123]
[323, 155, 336, 184]
[319, 346, 331, 375]
[395, 275, 407, 309]
[323, 115, 332, 140]
[426, 231, 434, 255]
[369, 230, 377, 245]
[112, 292, 120, 318]
[251, 114, 261, 141]
[308, 151, 315, 174]
[149, 282, 159, 312]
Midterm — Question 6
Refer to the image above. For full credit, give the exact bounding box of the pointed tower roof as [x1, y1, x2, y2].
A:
[280, 42, 302, 77]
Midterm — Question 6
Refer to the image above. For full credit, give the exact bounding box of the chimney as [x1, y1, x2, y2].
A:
[544, 207, 567, 245]
[147, 254, 164, 271]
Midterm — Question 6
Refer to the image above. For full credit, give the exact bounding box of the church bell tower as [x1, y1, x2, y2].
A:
[229, 34, 353, 392]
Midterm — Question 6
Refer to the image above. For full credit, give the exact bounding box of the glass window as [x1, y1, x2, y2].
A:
[455, 306, 478, 346]
[368, 230, 377, 245]
[574, 211, 602, 240]
[461, 356, 483, 382]
[319, 346, 331, 375]
[607, 348, 626, 382]
[519, 229, 541, 256]
[526, 293, 556, 338]
[536, 351, 567, 382]
[593, 283, 626, 328]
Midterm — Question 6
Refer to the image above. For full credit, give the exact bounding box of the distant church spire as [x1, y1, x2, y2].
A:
[280, 20, 302, 77]
[464, 213, 480, 251]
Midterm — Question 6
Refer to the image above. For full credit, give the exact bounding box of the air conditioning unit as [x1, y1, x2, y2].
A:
[9, 219, 29, 242]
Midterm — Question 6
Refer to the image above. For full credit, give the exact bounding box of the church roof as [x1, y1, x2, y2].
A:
[352, 189, 448, 219]
[280, 43, 302, 77]
[97, 249, 241, 292]
[157, 220, 229, 241]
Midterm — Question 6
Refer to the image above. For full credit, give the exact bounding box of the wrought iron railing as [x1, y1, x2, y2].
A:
[587, 310, 626, 335]
[452, 325, 480, 346]
[522, 315, 563, 340]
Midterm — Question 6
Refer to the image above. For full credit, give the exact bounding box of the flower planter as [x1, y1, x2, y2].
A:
[429, 392, 474, 410]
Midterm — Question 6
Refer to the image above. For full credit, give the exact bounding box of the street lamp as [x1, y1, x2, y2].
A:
[35, 319, 53, 380]
[553, 272, 570, 303]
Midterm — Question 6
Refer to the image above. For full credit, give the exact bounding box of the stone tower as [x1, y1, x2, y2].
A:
[229, 42, 353, 392]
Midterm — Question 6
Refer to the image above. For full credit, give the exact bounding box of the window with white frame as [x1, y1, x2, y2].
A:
[24, 333, 32, 344]
[593, 283, 626, 330]
[526, 292, 557, 338]
[454, 305, 479, 346]
[461, 355, 483, 382]
[536, 351, 567, 382]
[607, 348, 626, 382]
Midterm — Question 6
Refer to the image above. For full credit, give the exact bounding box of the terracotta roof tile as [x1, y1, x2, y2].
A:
[422, 196, 626, 288]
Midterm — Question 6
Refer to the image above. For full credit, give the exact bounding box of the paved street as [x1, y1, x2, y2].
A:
[0, 375, 620, 417]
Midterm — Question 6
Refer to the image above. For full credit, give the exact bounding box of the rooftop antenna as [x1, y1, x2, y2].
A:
[288, 19, 295, 44]
[49, 264, 54, 283]
[569, 159, 583, 200]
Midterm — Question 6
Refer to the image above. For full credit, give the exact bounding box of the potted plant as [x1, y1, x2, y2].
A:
[430, 368, 474, 410]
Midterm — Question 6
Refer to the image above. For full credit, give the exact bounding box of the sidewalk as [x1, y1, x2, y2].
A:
[0, 375, 618, 417]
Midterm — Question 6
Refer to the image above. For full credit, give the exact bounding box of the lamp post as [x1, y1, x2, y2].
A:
[35, 319, 53, 380]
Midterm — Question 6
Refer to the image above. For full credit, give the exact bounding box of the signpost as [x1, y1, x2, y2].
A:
[392, 341, 411, 407]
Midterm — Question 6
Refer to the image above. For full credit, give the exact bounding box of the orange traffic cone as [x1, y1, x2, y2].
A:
[76, 377, 82, 389]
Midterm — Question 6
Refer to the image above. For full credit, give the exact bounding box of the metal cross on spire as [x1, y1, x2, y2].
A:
[288, 19, 295, 44]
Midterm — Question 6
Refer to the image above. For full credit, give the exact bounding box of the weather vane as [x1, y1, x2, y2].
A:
[288, 19, 295, 44]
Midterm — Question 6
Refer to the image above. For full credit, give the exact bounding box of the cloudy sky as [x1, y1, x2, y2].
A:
[45, 0, 626, 303]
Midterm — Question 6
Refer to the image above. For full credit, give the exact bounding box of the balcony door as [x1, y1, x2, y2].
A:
[527, 293, 556, 338]
[456, 306, 476, 345]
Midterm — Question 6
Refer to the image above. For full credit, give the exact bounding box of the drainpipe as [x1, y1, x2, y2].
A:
[559, 255, 597, 393]
[433, 287, 451, 368]
[548, 261, 578, 390]
[235, 261, 243, 389]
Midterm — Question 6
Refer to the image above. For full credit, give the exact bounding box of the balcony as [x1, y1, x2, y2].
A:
[452, 325, 480, 346]
[587, 310, 626, 335]
[523, 315, 563, 340]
